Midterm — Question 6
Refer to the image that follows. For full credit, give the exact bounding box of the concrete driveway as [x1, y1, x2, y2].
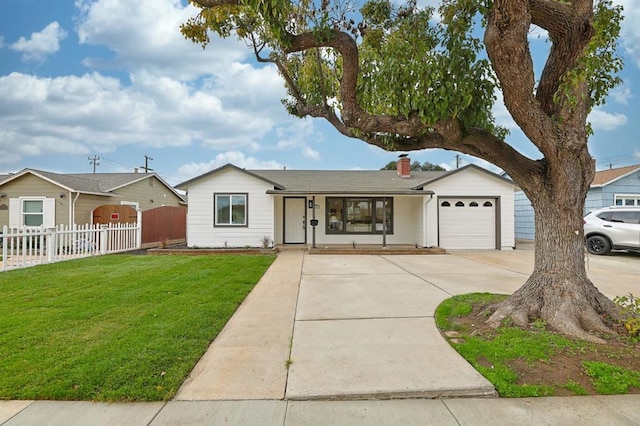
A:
[175, 248, 640, 402]
[451, 248, 640, 299]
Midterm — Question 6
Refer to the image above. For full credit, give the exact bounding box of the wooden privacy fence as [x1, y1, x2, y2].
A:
[1, 223, 141, 271]
[141, 206, 186, 245]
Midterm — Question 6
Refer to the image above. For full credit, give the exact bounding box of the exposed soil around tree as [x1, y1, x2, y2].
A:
[447, 301, 640, 397]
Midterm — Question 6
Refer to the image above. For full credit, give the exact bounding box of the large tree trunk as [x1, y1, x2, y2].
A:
[487, 154, 619, 344]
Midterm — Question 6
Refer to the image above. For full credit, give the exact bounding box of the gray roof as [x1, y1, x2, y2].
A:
[1, 169, 185, 200]
[176, 163, 514, 195]
[254, 170, 444, 194]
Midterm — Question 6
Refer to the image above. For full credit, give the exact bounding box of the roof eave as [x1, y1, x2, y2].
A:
[106, 173, 186, 202]
[592, 166, 640, 187]
[265, 190, 433, 195]
[411, 164, 515, 188]
[176, 163, 284, 191]
[0, 169, 78, 192]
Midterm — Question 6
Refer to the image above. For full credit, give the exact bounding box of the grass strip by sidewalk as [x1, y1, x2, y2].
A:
[435, 293, 640, 397]
[0, 254, 275, 401]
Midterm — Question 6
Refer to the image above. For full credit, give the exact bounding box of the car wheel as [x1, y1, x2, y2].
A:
[586, 235, 611, 255]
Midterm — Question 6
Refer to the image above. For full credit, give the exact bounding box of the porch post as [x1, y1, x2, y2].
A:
[136, 208, 142, 249]
[311, 195, 316, 249]
[382, 197, 387, 248]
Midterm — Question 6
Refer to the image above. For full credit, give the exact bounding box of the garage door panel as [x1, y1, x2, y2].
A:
[439, 198, 496, 249]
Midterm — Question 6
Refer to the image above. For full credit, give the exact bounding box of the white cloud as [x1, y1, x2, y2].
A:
[0, 71, 284, 163]
[10, 22, 67, 62]
[303, 146, 321, 160]
[75, 0, 249, 80]
[588, 108, 627, 131]
[528, 25, 548, 41]
[492, 90, 519, 131]
[0, 0, 310, 170]
[273, 119, 323, 160]
[610, 85, 632, 105]
[614, 0, 640, 68]
[173, 151, 284, 183]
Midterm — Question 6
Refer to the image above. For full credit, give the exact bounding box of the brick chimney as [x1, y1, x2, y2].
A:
[397, 154, 411, 178]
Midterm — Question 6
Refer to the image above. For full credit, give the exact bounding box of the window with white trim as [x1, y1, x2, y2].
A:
[214, 193, 248, 226]
[9, 197, 55, 228]
[23, 199, 44, 226]
[614, 194, 640, 207]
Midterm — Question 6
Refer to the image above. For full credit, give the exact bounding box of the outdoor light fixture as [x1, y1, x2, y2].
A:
[59, 192, 66, 198]
[0, 193, 5, 198]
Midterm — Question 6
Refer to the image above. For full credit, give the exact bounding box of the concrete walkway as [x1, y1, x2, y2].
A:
[2, 248, 640, 425]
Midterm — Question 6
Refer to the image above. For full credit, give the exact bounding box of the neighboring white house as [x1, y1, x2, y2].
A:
[176, 158, 516, 250]
[515, 164, 640, 240]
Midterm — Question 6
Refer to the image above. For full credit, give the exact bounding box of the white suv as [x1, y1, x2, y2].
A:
[584, 207, 640, 255]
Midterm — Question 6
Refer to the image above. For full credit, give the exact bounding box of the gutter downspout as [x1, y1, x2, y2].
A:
[423, 194, 433, 247]
[72, 192, 80, 226]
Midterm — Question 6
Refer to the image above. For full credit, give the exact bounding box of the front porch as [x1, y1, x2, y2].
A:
[278, 244, 446, 255]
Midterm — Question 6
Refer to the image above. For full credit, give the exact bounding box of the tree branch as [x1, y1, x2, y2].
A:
[286, 31, 435, 136]
[189, 0, 240, 7]
[189, 0, 544, 187]
[485, 0, 560, 159]
[531, 0, 594, 118]
[529, 0, 575, 37]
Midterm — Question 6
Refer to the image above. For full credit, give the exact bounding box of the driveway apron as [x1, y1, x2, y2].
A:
[286, 254, 505, 400]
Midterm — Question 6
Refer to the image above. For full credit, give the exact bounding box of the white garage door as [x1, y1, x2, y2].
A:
[439, 198, 496, 249]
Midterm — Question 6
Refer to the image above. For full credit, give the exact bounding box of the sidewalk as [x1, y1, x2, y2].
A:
[2, 249, 640, 425]
[2, 395, 639, 425]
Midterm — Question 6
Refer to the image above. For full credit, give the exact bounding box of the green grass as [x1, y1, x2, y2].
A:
[436, 293, 595, 397]
[453, 324, 579, 397]
[562, 380, 589, 396]
[435, 292, 506, 332]
[0, 254, 275, 401]
[583, 361, 640, 394]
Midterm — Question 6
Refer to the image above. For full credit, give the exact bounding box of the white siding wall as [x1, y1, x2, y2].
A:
[185, 168, 275, 248]
[425, 168, 515, 250]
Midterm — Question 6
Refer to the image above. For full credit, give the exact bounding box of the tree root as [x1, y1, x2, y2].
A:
[485, 272, 620, 344]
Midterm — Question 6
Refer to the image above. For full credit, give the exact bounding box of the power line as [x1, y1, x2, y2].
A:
[88, 155, 100, 173]
[595, 154, 639, 168]
[96, 156, 137, 172]
[139, 155, 154, 173]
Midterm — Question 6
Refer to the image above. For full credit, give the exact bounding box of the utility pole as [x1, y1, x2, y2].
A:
[455, 154, 461, 169]
[88, 155, 100, 173]
[140, 155, 154, 173]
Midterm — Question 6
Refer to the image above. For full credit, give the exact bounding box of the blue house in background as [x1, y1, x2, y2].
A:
[514, 164, 640, 241]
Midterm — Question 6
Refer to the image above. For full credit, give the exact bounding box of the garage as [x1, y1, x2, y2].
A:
[438, 198, 497, 249]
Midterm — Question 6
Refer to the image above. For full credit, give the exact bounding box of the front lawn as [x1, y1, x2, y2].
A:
[0, 254, 275, 401]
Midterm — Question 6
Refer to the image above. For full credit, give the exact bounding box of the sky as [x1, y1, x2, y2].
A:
[0, 0, 638, 186]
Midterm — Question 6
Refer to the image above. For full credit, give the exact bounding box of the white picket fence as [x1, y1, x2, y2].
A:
[1, 223, 141, 271]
